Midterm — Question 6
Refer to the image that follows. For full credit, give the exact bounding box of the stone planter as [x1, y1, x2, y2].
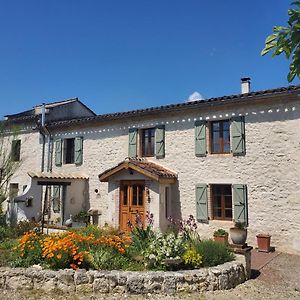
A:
[213, 234, 229, 244]
[230, 228, 247, 245]
[256, 234, 271, 252]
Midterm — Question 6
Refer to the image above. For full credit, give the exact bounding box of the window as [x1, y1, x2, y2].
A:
[210, 120, 230, 154]
[211, 184, 232, 221]
[11, 140, 21, 161]
[141, 128, 155, 157]
[55, 137, 83, 166]
[64, 138, 75, 164]
[9, 183, 19, 200]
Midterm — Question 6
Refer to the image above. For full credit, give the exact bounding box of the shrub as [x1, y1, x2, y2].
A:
[194, 239, 235, 267]
[14, 230, 132, 270]
[128, 224, 155, 258]
[14, 221, 39, 237]
[0, 226, 11, 241]
[182, 248, 202, 269]
[90, 246, 143, 271]
[144, 232, 185, 269]
[74, 225, 103, 238]
[12, 231, 43, 267]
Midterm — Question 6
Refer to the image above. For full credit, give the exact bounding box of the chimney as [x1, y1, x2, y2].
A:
[241, 77, 251, 94]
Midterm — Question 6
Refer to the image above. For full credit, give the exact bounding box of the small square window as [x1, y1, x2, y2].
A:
[210, 120, 230, 154]
[211, 184, 232, 221]
[11, 140, 21, 161]
[64, 138, 75, 164]
[141, 128, 155, 157]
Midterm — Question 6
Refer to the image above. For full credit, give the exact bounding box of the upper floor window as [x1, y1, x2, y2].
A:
[141, 128, 155, 157]
[11, 140, 21, 161]
[210, 120, 230, 154]
[194, 116, 245, 157]
[128, 126, 165, 159]
[64, 138, 75, 164]
[55, 137, 83, 166]
[211, 184, 232, 221]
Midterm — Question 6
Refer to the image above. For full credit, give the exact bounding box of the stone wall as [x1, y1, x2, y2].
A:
[0, 260, 247, 295]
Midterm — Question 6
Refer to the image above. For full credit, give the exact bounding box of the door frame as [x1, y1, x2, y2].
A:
[119, 180, 146, 231]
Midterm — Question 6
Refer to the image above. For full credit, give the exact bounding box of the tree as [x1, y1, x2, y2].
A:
[0, 123, 20, 213]
[261, 1, 300, 82]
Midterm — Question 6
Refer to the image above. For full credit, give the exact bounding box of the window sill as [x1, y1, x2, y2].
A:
[208, 153, 232, 158]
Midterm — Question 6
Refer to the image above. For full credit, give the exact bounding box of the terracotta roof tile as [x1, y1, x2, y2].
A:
[28, 171, 89, 180]
[99, 158, 177, 182]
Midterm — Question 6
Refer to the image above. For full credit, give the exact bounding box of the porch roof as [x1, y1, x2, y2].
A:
[98, 158, 177, 183]
[28, 171, 89, 180]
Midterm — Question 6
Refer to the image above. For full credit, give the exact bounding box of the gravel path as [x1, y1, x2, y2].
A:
[1, 253, 299, 300]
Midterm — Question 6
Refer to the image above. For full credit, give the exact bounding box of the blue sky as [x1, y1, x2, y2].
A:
[0, 0, 298, 117]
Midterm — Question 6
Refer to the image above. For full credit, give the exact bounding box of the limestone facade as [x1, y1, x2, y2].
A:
[4, 90, 300, 254]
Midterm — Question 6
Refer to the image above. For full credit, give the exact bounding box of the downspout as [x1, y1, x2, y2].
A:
[40, 103, 46, 172]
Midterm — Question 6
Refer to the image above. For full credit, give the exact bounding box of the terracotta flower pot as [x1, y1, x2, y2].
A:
[256, 234, 271, 252]
[230, 228, 247, 245]
[213, 234, 228, 244]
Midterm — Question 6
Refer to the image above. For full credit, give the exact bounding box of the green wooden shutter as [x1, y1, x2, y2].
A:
[74, 137, 83, 165]
[195, 184, 208, 222]
[195, 121, 207, 157]
[231, 116, 246, 155]
[233, 184, 248, 226]
[52, 186, 61, 213]
[55, 139, 62, 166]
[155, 125, 165, 159]
[128, 128, 138, 157]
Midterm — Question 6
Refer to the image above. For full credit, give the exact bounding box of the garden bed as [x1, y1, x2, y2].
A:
[0, 259, 248, 294]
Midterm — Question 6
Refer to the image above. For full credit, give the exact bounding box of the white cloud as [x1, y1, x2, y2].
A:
[186, 91, 204, 102]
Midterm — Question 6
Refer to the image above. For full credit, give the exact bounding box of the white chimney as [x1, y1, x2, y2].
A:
[241, 77, 251, 94]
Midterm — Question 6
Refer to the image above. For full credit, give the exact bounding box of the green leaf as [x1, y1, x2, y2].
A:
[265, 33, 278, 43]
[287, 69, 296, 82]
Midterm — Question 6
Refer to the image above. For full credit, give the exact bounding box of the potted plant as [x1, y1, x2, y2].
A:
[230, 221, 247, 246]
[256, 234, 271, 252]
[73, 211, 90, 227]
[213, 229, 229, 244]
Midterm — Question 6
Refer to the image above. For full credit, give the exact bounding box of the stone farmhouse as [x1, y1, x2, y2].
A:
[2, 79, 300, 254]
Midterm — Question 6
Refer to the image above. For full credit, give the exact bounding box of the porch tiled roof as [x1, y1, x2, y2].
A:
[28, 171, 89, 180]
[98, 158, 177, 183]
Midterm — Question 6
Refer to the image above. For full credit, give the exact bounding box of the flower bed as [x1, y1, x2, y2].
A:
[3, 215, 236, 272]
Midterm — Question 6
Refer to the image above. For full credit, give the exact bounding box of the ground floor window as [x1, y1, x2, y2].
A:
[211, 184, 232, 220]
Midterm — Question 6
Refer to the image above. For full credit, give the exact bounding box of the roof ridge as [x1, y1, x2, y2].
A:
[48, 84, 300, 128]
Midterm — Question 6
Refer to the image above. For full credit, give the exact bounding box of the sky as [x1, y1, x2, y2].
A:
[0, 0, 298, 118]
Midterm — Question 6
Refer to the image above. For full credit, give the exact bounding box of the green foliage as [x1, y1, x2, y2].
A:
[234, 221, 246, 230]
[127, 225, 155, 257]
[213, 228, 228, 237]
[194, 239, 235, 267]
[182, 248, 202, 269]
[143, 232, 185, 269]
[73, 211, 89, 223]
[14, 221, 39, 236]
[90, 246, 143, 271]
[74, 225, 103, 238]
[0, 124, 21, 206]
[261, 1, 300, 82]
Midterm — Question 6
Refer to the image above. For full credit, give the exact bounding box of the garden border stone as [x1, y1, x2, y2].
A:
[0, 252, 251, 295]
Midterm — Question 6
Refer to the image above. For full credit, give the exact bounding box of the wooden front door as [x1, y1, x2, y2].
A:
[119, 181, 145, 231]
